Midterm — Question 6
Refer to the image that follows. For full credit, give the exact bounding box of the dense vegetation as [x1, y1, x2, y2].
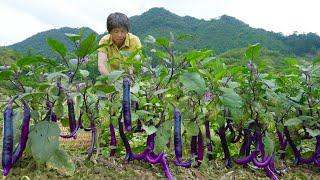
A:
[1, 27, 320, 180]
[0, 48, 21, 65]
[4, 8, 320, 58]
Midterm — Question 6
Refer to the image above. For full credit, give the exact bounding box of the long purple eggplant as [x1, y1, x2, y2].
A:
[118, 113, 132, 161]
[314, 158, 320, 166]
[300, 135, 320, 165]
[160, 155, 173, 180]
[67, 95, 77, 139]
[191, 135, 198, 158]
[60, 124, 80, 138]
[234, 150, 259, 164]
[50, 112, 57, 122]
[131, 134, 156, 160]
[12, 101, 31, 164]
[146, 133, 156, 151]
[56, 78, 63, 96]
[109, 123, 117, 157]
[314, 136, 320, 166]
[252, 154, 273, 167]
[227, 122, 241, 143]
[205, 120, 213, 160]
[135, 119, 143, 132]
[300, 153, 316, 164]
[146, 153, 164, 164]
[2, 101, 14, 176]
[46, 100, 55, 122]
[60, 110, 84, 138]
[86, 117, 96, 160]
[268, 153, 279, 175]
[284, 126, 301, 164]
[264, 165, 279, 180]
[240, 129, 252, 156]
[122, 77, 132, 131]
[172, 106, 193, 168]
[197, 130, 204, 163]
[217, 126, 232, 168]
[132, 149, 151, 160]
[235, 131, 260, 165]
[276, 130, 287, 160]
[172, 159, 192, 168]
[173, 106, 183, 162]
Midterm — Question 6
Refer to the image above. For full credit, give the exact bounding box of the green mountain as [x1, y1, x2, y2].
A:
[131, 8, 320, 56]
[5, 7, 320, 57]
[7, 27, 97, 58]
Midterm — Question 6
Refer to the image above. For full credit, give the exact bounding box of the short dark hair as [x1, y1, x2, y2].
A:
[107, 12, 130, 33]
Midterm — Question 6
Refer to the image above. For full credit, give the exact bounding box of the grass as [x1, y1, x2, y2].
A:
[5, 147, 320, 180]
[2, 127, 320, 179]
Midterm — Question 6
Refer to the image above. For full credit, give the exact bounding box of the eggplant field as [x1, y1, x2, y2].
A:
[1, 30, 320, 180]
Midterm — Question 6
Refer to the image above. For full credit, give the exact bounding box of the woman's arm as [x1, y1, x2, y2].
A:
[98, 52, 109, 75]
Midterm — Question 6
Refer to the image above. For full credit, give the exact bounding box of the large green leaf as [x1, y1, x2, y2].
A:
[263, 132, 274, 155]
[76, 33, 98, 58]
[47, 38, 67, 58]
[29, 121, 60, 163]
[180, 72, 206, 95]
[284, 117, 302, 126]
[245, 43, 261, 60]
[47, 149, 75, 176]
[219, 87, 243, 108]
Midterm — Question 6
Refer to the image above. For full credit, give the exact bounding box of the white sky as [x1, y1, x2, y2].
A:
[0, 0, 319, 46]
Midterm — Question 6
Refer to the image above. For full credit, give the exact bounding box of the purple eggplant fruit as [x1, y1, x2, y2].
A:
[122, 77, 132, 131]
[67, 95, 77, 139]
[12, 101, 31, 164]
[2, 101, 14, 176]
[109, 123, 117, 157]
[205, 120, 213, 160]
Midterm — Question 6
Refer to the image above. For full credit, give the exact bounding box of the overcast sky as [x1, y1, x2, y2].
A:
[0, 0, 319, 46]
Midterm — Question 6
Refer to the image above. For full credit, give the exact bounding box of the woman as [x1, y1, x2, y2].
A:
[98, 12, 141, 75]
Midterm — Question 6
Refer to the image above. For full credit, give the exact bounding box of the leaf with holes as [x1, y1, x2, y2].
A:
[29, 121, 60, 163]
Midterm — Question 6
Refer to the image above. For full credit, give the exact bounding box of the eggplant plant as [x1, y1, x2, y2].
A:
[2, 30, 320, 180]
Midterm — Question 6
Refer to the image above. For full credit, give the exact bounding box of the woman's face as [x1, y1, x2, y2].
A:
[110, 27, 128, 48]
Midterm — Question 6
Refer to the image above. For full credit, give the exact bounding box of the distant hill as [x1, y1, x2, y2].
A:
[0, 48, 21, 65]
[5, 7, 320, 57]
[7, 27, 97, 58]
